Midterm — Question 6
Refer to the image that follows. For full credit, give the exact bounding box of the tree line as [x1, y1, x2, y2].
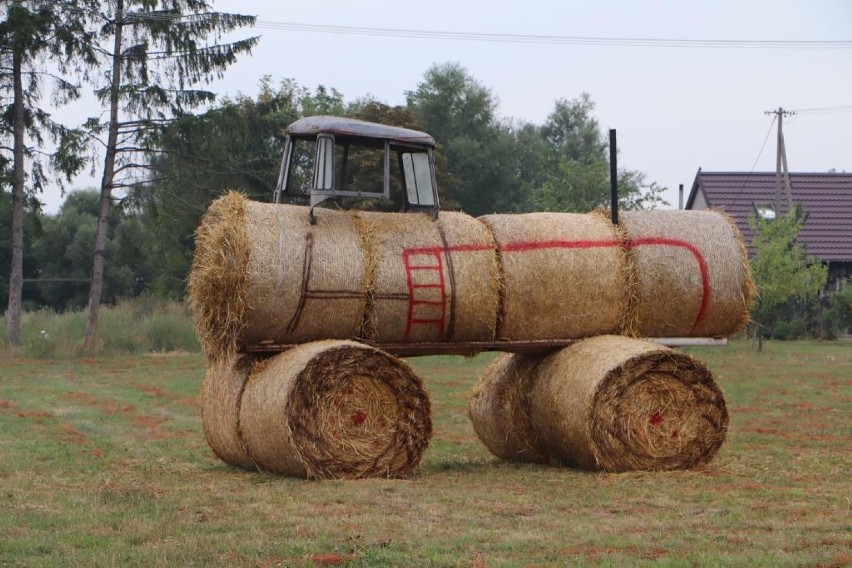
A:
[3, 2, 847, 349]
[1, 1, 669, 349]
[0, 0, 662, 346]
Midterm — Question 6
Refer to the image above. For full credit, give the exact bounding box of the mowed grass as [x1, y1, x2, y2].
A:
[0, 340, 849, 567]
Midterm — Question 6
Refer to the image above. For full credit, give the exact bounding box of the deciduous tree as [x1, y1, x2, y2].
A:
[748, 205, 828, 342]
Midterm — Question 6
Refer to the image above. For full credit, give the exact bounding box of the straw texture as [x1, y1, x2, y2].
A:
[478, 212, 627, 340]
[200, 353, 263, 470]
[353, 210, 498, 343]
[530, 335, 728, 471]
[188, 192, 251, 358]
[468, 353, 548, 463]
[238, 340, 432, 478]
[189, 193, 367, 358]
[620, 209, 755, 337]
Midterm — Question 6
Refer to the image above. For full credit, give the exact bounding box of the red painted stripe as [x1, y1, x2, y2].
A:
[406, 243, 494, 255]
[625, 237, 711, 329]
[502, 238, 620, 253]
[401, 235, 712, 333]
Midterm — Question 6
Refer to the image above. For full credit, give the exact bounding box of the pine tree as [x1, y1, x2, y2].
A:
[1, 1, 94, 347]
[81, 0, 258, 347]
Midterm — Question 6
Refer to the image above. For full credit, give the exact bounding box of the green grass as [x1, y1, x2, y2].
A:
[0, 339, 850, 566]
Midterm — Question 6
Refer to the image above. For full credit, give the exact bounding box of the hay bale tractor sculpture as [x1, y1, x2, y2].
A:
[190, 116, 754, 478]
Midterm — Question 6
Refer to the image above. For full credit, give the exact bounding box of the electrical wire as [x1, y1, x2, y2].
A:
[790, 105, 852, 113]
[726, 115, 778, 210]
[251, 20, 852, 50]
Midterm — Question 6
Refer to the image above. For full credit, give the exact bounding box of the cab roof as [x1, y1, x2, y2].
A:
[286, 115, 435, 148]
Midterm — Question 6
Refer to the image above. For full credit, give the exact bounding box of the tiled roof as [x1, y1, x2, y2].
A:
[686, 171, 852, 262]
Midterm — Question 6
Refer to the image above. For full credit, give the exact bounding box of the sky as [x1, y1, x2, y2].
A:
[43, 0, 852, 213]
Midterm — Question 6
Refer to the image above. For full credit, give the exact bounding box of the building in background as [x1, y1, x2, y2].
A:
[686, 170, 852, 288]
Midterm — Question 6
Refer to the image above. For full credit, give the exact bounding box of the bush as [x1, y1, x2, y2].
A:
[825, 282, 852, 335]
[1, 299, 200, 358]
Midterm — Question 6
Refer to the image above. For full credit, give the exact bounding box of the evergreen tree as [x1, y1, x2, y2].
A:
[81, 0, 258, 347]
[0, 1, 94, 347]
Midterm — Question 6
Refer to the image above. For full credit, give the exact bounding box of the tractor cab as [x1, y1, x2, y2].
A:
[273, 116, 440, 221]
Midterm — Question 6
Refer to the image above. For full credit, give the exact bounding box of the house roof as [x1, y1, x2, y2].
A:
[686, 170, 852, 262]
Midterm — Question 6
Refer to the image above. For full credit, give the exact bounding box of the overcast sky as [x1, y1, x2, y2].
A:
[44, 0, 852, 213]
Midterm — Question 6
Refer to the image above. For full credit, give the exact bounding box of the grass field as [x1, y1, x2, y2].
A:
[1, 339, 849, 567]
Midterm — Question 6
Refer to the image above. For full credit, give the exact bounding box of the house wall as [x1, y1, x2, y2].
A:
[690, 189, 709, 210]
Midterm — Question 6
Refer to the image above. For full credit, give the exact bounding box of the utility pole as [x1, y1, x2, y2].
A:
[764, 107, 795, 216]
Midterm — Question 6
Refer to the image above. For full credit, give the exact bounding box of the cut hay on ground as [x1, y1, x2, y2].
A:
[189, 193, 367, 359]
[200, 353, 264, 470]
[468, 353, 548, 463]
[530, 335, 728, 471]
[478, 212, 627, 340]
[237, 340, 432, 478]
[619, 209, 755, 338]
[353, 210, 498, 343]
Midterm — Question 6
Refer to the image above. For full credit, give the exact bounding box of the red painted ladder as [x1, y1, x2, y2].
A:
[402, 248, 447, 341]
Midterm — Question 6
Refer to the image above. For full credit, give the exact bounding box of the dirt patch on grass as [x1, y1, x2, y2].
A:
[132, 414, 169, 430]
[309, 553, 354, 566]
[62, 391, 134, 416]
[14, 410, 53, 420]
[136, 385, 169, 398]
[561, 545, 668, 562]
[0, 399, 16, 409]
[63, 392, 99, 405]
[63, 423, 87, 444]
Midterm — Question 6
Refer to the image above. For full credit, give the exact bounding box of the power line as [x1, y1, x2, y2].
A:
[252, 20, 852, 50]
[791, 105, 852, 113]
[727, 115, 778, 210]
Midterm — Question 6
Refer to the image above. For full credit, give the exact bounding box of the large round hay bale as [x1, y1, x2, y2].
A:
[468, 353, 548, 463]
[238, 340, 432, 478]
[200, 353, 264, 470]
[354, 210, 498, 343]
[189, 193, 367, 358]
[478, 212, 627, 340]
[531, 335, 728, 471]
[620, 209, 755, 337]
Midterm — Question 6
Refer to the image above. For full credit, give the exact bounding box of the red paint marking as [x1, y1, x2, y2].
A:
[403, 249, 448, 340]
[625, 237, 711, 329]
[406, 243, 493, 255]
[350, 411, 367, 426]
[649, 412, 664, 426]
[400, 235, 712, 333]
[502, 238, 620, 253]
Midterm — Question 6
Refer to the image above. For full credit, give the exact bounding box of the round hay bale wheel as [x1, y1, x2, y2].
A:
[531, 335, 728, 471]
[239, 340, 432, 478]
[201, 353, 266, 470]
[468, 353, 548, 463]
